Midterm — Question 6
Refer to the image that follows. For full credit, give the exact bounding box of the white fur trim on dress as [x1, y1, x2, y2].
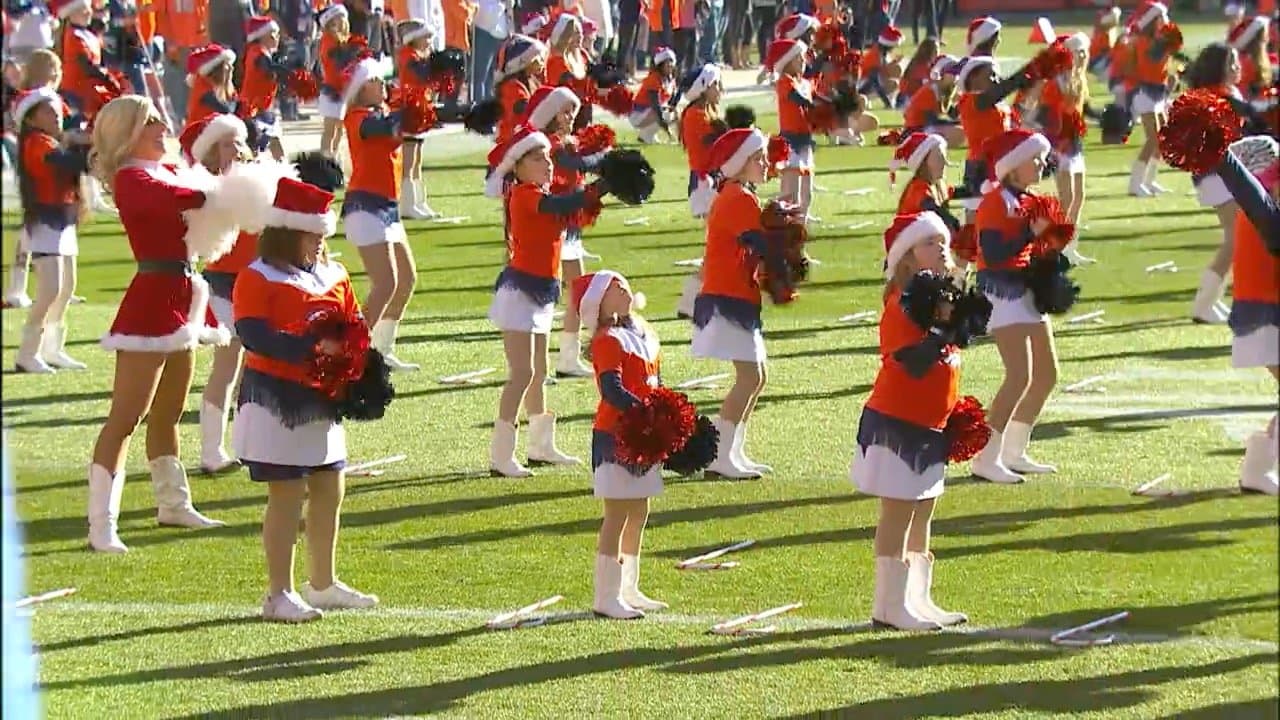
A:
[190, 114, 247, 168]
[319, 4, 348, 28]
[264, 207, 338, 236]
[721, 129, 766, 177]
[967, 17, 1002, 54]
[957, 56, 997, 89]
[993, 132, 1051, 183]
[529, 86, 581, 131]
[685, 64, 721, 102]
[12, 87, 62, 126]
[549, 13, 580, 46]
[578, 270, 624, 337]
[486, 131, 552, 198]
[343, 57, 394, 108]
[99, 274, 229, 352]
[1231, 15, 1270, 50]
[182, 163, 285, 260]
[246, 19, 279, 42]
[884, 211, 951, 279]
[199, 48, 236, 77]
[1136, 2, 1167, 30]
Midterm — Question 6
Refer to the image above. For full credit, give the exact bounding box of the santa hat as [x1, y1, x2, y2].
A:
[49, 0, 89, 19]
[549, 12, 581, 46]
[685, 63, 721, 102]
[520, 11, 549, 37]
[245, 16, 278, 42]
[878, 26, 903, 48]
[955, 56, 998, 90]
[889, 132, 947, 186]
[1225, 2, 1243, 19]
[179, 113, 247, 166]
[397, 18, 433, 44]
[265, 176, 338, 237]
[883, 212, 951, 279]
[1228, 15, 1269, 50]
[1132, 1, 1168, 30]
[571, 270, 628, 337]
[775, 13, 818, 41]
[523, 85, 581, 131]
[341, 56, 393, 108]
[708, 128, 766, 178]
[1064, 31, 1089, 54]
[484, 125, 551, 198]
[653, 46, 677, 67]
[929, 54, 958, 80]
[1098, 6, 1122, 27]
[186, 44, 236, 83]
[966, 16, 1002, 54]
[496, 34, 548, 80]
[318, 3, 348, 29]
[10, 87, 63, 126]
[765, 39, 807, 73]
[983, 128, 1051, 192]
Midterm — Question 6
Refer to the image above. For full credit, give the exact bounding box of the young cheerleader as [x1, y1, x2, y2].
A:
[545, 12, 593, 130]
[954, 57, 1029, 214]
[240, 17, 287, 161]
[494, 34, 548, 145]
[12, 88, 90, 374]
[898, 37, 939, 104]
[575, 269, 668, 619]
[486, 125, 617, 477]
[628, 46, 677, 144]
[1088, 6, 1123, 80]
[232, 175, 379, 621]
[342, 57, 420, 372]
[769, 39, 817, 221]
[852, 211, 970, 631]
[891, 133, 961, 262]
[318, 4, 355, 159]
[966, 15, 1002, 56]
[1229, 15, 1272, 104]
[53, 0, 113, 122]
[901, 54, 963, 147]
[185, 44, 238, 125]
[1038, 33, 1094, 266]
[692, 128, 772, 479]
[675, 64, 722, 319]
[859, 25, 904, 110]
[1127, 0, 1177, 197]
[969, 129, 1061, 485]
[395, 19, 439, 219]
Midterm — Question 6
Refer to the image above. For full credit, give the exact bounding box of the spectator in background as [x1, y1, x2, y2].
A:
[208, 0, 250, 58]
[5, 0, 55, 65]
[441, 0, 474, 105]
[673, 0, 697, 75]
[615, 0, 640, 77]
[154, 0, 210, 127]
[646, 0, 673, 62]
[105, 0, 148, 94]
[752, 0, 777, 71]
[697, 0, 722, 66]
[471, 0, 508, 101]
[273, 0, 312, 120]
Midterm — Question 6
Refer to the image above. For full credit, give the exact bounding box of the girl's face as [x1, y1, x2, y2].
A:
[910, 234, 951, 274]
[527, 56, 546, 79]
[551, 104, 575, 135]
[209, 61, 232, 85]
[329, 17, 350, 36]
[297, 232, 324, 267]
[27, 103, 61, 135]
[704, 80, 723, 105]
[936, 74, 955, 92]
[207, 134, 242, 173]
[737, 150, 767, 185]
[598, 278, 633, 319]
[1009, 154, 1045, 188]
[261, 31, 281, 52]
[923, 146, 946, 180]
[1226, 48, 1242, 85]
[658, 59, 675, 78]
[564, 24, 582, 49]
[131, 108, 169, 161]
[783, 55, 803, 76]
[968, 67, 995, 93]
[515, 146, 553, 186]
[410, 37, 431, 51]
[357, 78, 385, 106]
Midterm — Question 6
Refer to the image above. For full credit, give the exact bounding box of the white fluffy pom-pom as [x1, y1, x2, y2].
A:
[632, 291, 647, 310]
[182, 160, 296, 261]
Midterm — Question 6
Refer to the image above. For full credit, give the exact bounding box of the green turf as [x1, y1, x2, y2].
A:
[4, 13, 1278, 719]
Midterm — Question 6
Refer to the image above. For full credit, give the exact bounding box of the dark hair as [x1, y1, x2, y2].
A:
[258, 226, 310, 268]
[972, 36, 998, 57]
[1187, 42, 1233, 89]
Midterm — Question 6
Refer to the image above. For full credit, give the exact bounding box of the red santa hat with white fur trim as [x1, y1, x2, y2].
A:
[878, 26, 903, 48]
[262, 176, 338, 237]
[49, 0, 89, 19]
[889, 132, 947, 187]
[883, 212, 952, 279]
[1131, 1, 1168, 30]
[707, 128, 766, 178]
[484, 125, 552, 198]
[179, 113, 247, 166]
[522, 85, 581, 131]
[1228, 15, 1269, 50]
[245, 16, 278, 42]
[341, 56, 393, 108]
[10, 87, 63, 126]
[318, 3, 348, 29]
[982, 128, 1051, 193]
[548, 12, 582, 46]
[775, 13, 818, 40]
[765, 38, 807, 74]
[572, 270, 629, 336]
[966, 16, 1002, 54]
[652, 45, 677, 66]
[186, 43, 236, 84]
[955, 55, 998, 90]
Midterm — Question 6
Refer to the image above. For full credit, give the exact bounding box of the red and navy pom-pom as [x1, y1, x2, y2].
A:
[463, 98, 502, 135]
[293, 308, 372, 400]
[574, 123, 616, 155]
[807, 101, 838, 132]
[337, 348, 395, 421]
[427, 48, 466, 96]
[945, 396, 990, 463]
[766, 135, 790, 178]
[1029, 42, 1072, 81]
[600, 85, 634, 117]
[1026, 252, 1080, 315]
[725, 105, 757, 129]
[663, 414, 719, 475]
[286, 69, 320, 102]
[399, 92, 437, 135]
[598, 149, 655, 205]
[1158, 88, 1244, 175]
[613, 387, 699, 467]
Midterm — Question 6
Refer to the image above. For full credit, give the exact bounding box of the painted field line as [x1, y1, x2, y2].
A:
[37, 601, 1277, 652]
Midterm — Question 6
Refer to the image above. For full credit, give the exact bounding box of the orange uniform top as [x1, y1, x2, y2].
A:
[319, 33, 347, 95]
[865, 290, 960, 430]
[900, 59, 930, 98]
[1089, 27, 1112, 61]
[1108, 35, 1136, 88]
[591, 323, 662, 432]
[632, 69, 673, 113]
[903, 84, 942, 129]
[1132, 34, 1171, 86]
[680, 104, 715, 172]
[240, 43, 279, 115]
[701, 181, 763, 305]
[186, 74, 236, 125]
[975, 188, 1032, 272]
[547, 48, 588, 94]
[20, 132, 79, 208]
[1233, 211, 1280, 305]
[343, 105, 404, 200]
[506, 182, 570, 279]
[397, 45, 434, 99]
[59, 25, 106, 114]
[896, 178, 947, 215]
[863, 45, 888, 75]
[958, 91, 1010, 160]
[206, 231, 259, 273]
[776, 73, 814, 136]
[496, 77, 533, 145]
[233, 258, 359, 387]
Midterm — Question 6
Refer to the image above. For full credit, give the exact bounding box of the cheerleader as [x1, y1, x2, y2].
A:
[901, 54, 963, 147]
[954, 56, 1028, 215]
[395, 19, 439, 219]
[1108, 24, 1137, 114]
[899, 38, 939, 102]
[573, 270, 667, 619]
[52, 0, 112, 122]
[318, 4, 355, 159]
[233, 176, 379, 622]
[675, 64, 721, 319]
[768, 39, 816, 221]
[692, 128, 772, 479]
[1038, 33, 1094, 265]
[1126, 1, 1176, 197]
[485, 125, 614, 477]
[858, 25, 904, 110]
[629, 46, 677, 144]
[85, 95, 249, 553]
[1088, 6, 1122, 80]
[494, 35, 548, 145]
[1228, 15, 1272, 104]
[12, 88, 89, 374]
[891, 133, 961, 263]
[851, 211, 970, 631]
[545, 12, 593, 130]
[240, 17, 288, 162]
[969, 129, 1060, 485]
[966, 15, 1002, 56]
[185, 44, 238, 125]
[342, 57, 420, 372]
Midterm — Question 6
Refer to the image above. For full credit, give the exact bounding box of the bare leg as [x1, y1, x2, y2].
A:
[597, 498, 630, 557]
[561, 257, 584, 333]
[1010, 321, 1059, 425]
[144, 349, 195, 460]
[1210, 202, 1238, 277]
[987, 325, 1033, 432]
[357, 242, 398, 328]
[498, 331, 535, 422]
[905, 497, 936, 554]
[263, 479, 307, 595]
[719, 360, 764, 423]
[522, 332, 550, 416]
[305, 469, 345, 590]
[873, 497, 916, 559]
[779, 169, 801, 205]
[91, 351, 166, 472]
[202, 340, 245, 412]
[619, 499, 650, 556]
[384, 242, 418, 320]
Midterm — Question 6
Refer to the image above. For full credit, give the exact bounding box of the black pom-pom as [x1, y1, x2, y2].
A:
[291, 151, 346, 191]
[336, 349, 395, 421]
[598, 149, 655, 205]
[724, 104, 756, 129]
[1100, 103, 1133, 145]
[1025, 252, 1080, 315]
[899, 270, 957, 332]
[948, 287, 993, 347]
[587, 57, 626, 89]
[428, 48, 467, 80]
[663, 414, 719, 476]
[829, 88, 863, 117]
[463, 98, 502, 135]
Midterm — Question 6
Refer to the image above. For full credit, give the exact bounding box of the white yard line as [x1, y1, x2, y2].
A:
[35, 601, 1277, 652]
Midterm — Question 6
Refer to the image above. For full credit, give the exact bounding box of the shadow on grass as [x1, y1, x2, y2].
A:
[39, 615, 261, 654]
[1033, 403, 1273, 440]
[1015, 593, 1279, 640]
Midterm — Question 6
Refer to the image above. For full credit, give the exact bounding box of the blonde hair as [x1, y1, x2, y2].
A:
[89, 95, 156, 189]
[1065, 54, 1090, 109]
[22, 49, 62, 89]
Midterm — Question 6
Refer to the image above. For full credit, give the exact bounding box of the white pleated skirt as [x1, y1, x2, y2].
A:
[691, 314, 766, 363]
[850, 443, 945, 500]
[344, 212, 408, 247]
[594, 462, 664, 499]
[1232, 325, 1279, 369]
[489, 285, 555, 334]
[232, 402, 346, 467]
[985, 290, 1048, 331]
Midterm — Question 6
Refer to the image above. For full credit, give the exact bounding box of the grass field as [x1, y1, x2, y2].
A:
[3, 13, 1278, 719]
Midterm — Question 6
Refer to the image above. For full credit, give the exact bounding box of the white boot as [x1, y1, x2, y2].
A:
[1145, 159, 1169, 194]
[1062, 239, 1096, 266]
[1239, 432, 1279, 495]
[399, 182, 431, 219]
[526, 413, 581, 465]
[149, 456, 226, 528]
[1128, 160, 1153, 197]
[87, 463, 128, 553]
[5, 253, 31, 308]
[705, 416, 762, 479]
[733, 422, 772, 474]
[15, 324, 54, 374]
[871, 556, 941, 631]
[414, 179, 440, 219]
[199, 401, 239, 474]
[555, 330, 592, 378]
[676, 274, 700, 319]
[593, 554, 644, 619]
[1190, 270, 1229, 324]
[40, 323, 86, 369]
[620, 553, 668, 611]
[1000, 421, 1057, 474]
[489, 419, 533, 477]
[970, 429, 1025, 484]
[372, 319, 420, 371]
[905, 551, 967, 626]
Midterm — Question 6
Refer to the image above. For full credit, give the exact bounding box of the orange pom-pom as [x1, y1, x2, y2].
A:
[599, 85, 634, 117]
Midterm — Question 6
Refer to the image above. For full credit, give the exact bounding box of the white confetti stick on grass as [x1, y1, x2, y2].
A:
[677, 539, 756, 568]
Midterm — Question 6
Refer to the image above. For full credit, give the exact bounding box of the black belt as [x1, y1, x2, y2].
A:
[137, 260, 193, 276]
